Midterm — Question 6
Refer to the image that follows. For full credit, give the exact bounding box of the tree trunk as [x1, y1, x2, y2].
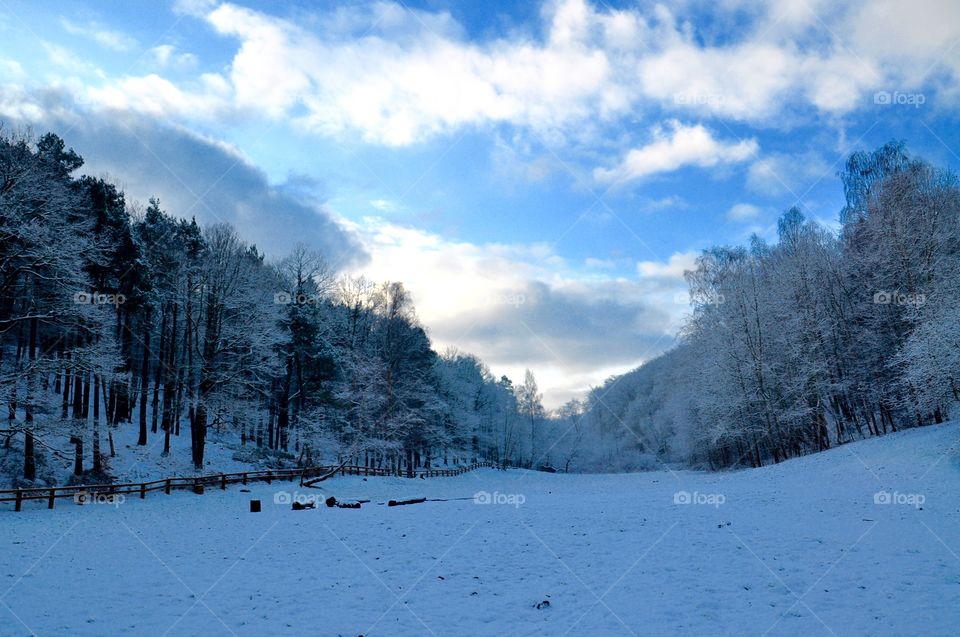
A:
[152, 309, 167, 434]
[162, 303, 178, 455]
[138, 329, 150, 445]
[23, 315, 38, 480]
[72, 437, 83, 476]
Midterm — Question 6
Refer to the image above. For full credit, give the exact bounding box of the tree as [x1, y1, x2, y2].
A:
[516, 369, 544, 468]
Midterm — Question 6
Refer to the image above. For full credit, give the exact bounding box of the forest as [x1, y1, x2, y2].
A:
[0, 129, 548, 486]
[560, 141, 960, 472]
[2, 130, 957, 485]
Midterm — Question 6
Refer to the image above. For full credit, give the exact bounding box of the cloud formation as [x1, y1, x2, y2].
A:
[727, 203, 762, 222]
[80, 0, 960, 151]
[350, 218, 690, 407]
[0, 88, 365, 266]
[594, 121, 758, 184]
[60, 17, 137, 52]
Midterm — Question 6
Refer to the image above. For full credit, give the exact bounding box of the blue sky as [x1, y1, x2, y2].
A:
[1, 0, 959, 406]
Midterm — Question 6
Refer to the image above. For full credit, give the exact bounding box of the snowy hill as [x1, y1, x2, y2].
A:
[0, 420, 293, 489]
[2, 422, 958, 636]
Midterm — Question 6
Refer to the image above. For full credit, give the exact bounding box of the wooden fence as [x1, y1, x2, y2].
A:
[0, 461, 495, 512]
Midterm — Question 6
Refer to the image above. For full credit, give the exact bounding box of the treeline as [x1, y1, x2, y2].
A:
[562, 142, 960, 471]
[0, 129, 547, 485]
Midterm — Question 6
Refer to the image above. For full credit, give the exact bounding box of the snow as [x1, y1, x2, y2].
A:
[105, 425, 274, 483]
[2, 422, 959, 636]
[2, 420, 292, 489]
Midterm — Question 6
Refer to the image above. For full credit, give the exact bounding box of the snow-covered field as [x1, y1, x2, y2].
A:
[2, 423, 959, 636]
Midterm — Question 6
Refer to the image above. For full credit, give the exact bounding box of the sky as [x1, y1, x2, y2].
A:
[1, 0, 959, 407]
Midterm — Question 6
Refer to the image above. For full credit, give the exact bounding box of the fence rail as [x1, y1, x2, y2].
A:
[0, 461, 495, 512]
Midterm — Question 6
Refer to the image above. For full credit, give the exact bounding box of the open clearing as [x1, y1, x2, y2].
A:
[2, 423, 959, 636]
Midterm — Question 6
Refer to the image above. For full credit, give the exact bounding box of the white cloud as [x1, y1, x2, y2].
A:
[348, 218, 690, 407]
[60, 17, 137, 52]
[198, 0, 629, 145]
[151, 44, 175, 66]
[639, 195, 686, 212]
[0, 57, 24, 79]
[173, 0, 218, 17]
[849, 0, 960, 68]
[69, 0, 960, 149]
[88, 73, 230, 118]
[370, 199, 400, 213]
[641, 41, 797, 121]
[0, 85, 46, 121]
[584, 257, 615, 269]
[594, 121, 758, 183]
[636, 250, 698, 280]
[41, 41, 105, 78]
[149, 44, 198, 68]
[727, 203, 762, 221]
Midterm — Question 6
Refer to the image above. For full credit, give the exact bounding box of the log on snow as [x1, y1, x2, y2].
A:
[324, 496, 369, 508]
[387, 497, 427, 507]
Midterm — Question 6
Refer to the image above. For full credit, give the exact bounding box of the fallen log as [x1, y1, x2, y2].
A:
[324, 496, 369, 508]
[387, 497, 427, 507]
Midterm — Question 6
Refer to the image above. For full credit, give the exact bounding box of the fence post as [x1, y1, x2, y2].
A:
[165, 479, 171, 495]
[242, 473, 247, 485]
[266, 471, 272, 484]
[15, 489, 22, 512]
[140, 483, 146, 499]
[48, 489, 55, 510]
[221, 474, 227, 490]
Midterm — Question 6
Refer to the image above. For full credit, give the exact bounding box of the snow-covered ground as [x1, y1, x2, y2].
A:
[2, 422, 959, 636]
[103, 424, 279, 483]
